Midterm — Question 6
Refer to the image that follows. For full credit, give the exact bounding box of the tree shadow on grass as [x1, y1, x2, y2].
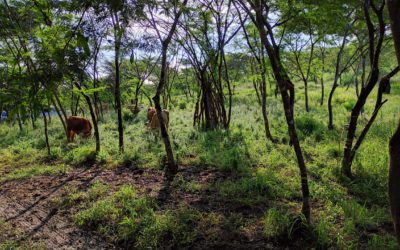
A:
[5, 165, 103, 243]
[154, 164, 315, 249]
[335, 167, 388, 207]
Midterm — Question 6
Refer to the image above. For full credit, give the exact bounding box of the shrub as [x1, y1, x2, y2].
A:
[179, 101, 186, 110]
[295, 115, 324, 140]
[343, 99, 356, 111]
[65, 146, 96, 164]
[122, 108, 135, 122]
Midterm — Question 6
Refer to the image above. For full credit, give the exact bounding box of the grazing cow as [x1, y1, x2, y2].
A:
[66, 116, 92, 142]
[148, 109, 169, 130]
[147, 107, 156, 124]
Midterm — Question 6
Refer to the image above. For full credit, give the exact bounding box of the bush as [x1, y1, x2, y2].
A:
[65, 146, 96, 164]
[343, 99, 356, 111]
[295, 115, 324, 140]
[179, 101, 186, 110]
[122, 108, 135, 122]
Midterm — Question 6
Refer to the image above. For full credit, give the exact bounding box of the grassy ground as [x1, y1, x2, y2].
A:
[1, 77, 400, 249]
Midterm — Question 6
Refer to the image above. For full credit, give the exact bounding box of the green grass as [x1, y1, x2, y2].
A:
[1, 80, 400, 248]
[1, 163, 70, 182]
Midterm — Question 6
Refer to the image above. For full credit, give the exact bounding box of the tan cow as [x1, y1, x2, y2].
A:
[146, 107, 169, 132]
[147, 107, 156, 124]
[66, 116, 92, 142]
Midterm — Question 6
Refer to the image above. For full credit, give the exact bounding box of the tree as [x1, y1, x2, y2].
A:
[326, 14, 357, 129]
[282, 2, 323, 113]
[147, 0, 188, 180]
[341, 0, 398, 177]
[179, 0, 240, 130]
[90, 0, 145, 153]
[238, 0, 310, 222]
[387, 0, 400, 64]
[237, 18, 275, 142]
[386, 0, 400, 245]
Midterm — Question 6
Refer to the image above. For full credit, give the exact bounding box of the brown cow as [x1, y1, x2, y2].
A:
[147, 107, 156, 124]
[66, 116, 92, 142]
[146, 107, 169, 132]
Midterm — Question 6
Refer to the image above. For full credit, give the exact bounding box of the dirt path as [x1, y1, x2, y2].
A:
[0, 166, 164, 249]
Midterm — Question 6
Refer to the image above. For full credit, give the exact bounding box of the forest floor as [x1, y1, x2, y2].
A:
[0, 163, 282, 249]
[1, 81, 400, 249]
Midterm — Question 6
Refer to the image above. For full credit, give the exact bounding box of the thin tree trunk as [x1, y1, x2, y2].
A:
[387, 0, 400, 245]
[114, 31, 124, 153]
[304, 82, 309, 112]
[327, 17, 355, 129]
[390, 120, 400, 244]
[74, 83, 101, 153]
[152, 0, 188, 180]
[74, 95, 80, 116]
[248, 0, 310, 222]
[222, 50, 233, 128]
[29, 103, 36, 129]
[17, 110, 23, 132]
[42, 111, 50, 155]
[154, 47, 177, 179]
[320, 77, 324, 106]
[342, 0, 385, 177]
[51, 97, 67, 136]
[387, 0, 400, 64]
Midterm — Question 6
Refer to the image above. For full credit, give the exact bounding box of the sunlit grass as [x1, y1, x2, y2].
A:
[1, 80, 400, 248]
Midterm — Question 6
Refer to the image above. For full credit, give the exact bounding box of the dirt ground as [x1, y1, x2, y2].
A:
[0, 164, 276, 249]
[0, 165, 164, 249]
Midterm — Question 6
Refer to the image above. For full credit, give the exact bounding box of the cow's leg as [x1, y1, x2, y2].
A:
[70, 131, 76, 142]
[67, 129, 72, 142]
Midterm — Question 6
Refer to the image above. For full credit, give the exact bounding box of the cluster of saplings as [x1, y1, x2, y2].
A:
[1, 0, 400, 244]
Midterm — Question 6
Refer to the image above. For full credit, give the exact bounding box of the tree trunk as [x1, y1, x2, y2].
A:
[342, 71, 378, 177]
[328, 80, 338, 129]
[250, 0, 310, 222]
[320, 77, 324, 106]
[42, 111, 50, 156]
[261, 85, 274, 142]
[74, 83, 101, 153]
[304, 82, 309, 112]
[133, 81, 142, 112]
[17, 110, 23, 132]
[115, 36, 124, 153]
[342, 0, 386, 177]
[154, 46, 177, 180]
[327, 18, 353, 129]
[53, 90, 67, 120]
[51, 97, 67, 137]
[74, 95, 80, 116]
[151, 0, 187, 180]
[86, 97, 100, 153]
[387, 0, 400, 64]
[222, 49, 233, 129]
[259, 49, 274, 142]
[29, 104, 36, 129]
[389, 120, 400, 243]
[386, 1, 400, 245]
